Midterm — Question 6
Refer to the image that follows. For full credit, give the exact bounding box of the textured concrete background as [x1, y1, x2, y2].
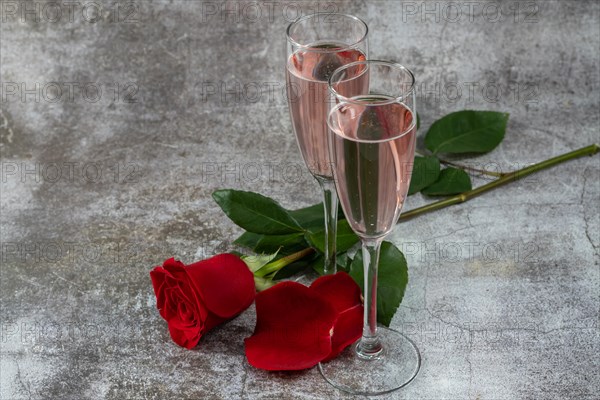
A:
[1, 0, 599, 399]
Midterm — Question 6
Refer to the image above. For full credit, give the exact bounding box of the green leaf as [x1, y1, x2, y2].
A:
[233, 231, 262, 250]
[234, 232, 307, 255]
[213, 189, 303, 235]
[241, 251, 279, 273]
[408, 156, 441, 195]
[272, 258, 312, 280]
[421, 167, 472, 196]
[416, 112, 420, 131]
[336, 253, 352, 273]
[424, 110, 509, 154]
[348, 242, 408, 327]
[306, 219, 359, 254]
[289, 203, 346, 232]
[310, 254, 326, 275]
[289, 203, 325, 231]
[311, 252, 354, 275]
[256, 233, 307, 254]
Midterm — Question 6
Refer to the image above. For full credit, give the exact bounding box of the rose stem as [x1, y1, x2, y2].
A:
[254, 247, 315, 278]
[415, 151, 506, 178]
[438, 158, 506, 177]
[401, 144, 600, 221]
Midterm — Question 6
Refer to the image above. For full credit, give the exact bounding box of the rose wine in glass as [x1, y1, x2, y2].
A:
[319, 61, 421, 395]
[286, 13, 368, 275]
[286, 45, 366, 177]
[331, 100, 416, 237]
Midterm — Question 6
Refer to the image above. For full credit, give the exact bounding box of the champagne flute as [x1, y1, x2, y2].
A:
[286, 13, 368, 275]
[319, 60, 421, 395]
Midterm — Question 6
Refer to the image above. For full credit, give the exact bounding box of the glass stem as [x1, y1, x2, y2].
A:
[316, 177, 338, 275]
[356, 238, 383, 359]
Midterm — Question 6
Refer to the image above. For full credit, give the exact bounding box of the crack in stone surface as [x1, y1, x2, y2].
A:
[239, 359, 249, 399]
[15, 360, 32, 400]
[580, 169, 599, 254]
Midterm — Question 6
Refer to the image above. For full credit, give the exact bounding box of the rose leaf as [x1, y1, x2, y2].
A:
[425, 110, 509, 154]
[421, 167, 472, 196]
[349, 241, 408, 327]
[213, 189, 303, 235]
[408, 155, 441, 195]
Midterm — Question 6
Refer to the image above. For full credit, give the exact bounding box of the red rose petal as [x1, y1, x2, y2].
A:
[322, 304, 363, 361]
[311, 272, 364, 361]
[151, 258, 194, 320]
[160, 283, 206, 349]
[162, 258, 188, 282]
[163, 287, 179, 320]
[204, 313, 228, 333]
[163, 257, 186, 269]
[310, 272, 362, 313]
[185, 254, 255, 318]
[168, 318, 202, 349]
[245, 281, 338, 371]
[150, 267, 167, 311]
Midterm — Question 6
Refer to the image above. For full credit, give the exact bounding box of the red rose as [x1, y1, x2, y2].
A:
[150, 254, 255, 349]
[244, 272, 363, 370]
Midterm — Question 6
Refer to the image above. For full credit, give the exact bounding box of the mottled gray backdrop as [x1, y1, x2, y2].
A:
[1, 1, 599, 399]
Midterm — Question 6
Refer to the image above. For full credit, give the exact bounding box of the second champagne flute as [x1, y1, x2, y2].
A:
[319, 60, 421, 395]
[286, 13, 368, 274]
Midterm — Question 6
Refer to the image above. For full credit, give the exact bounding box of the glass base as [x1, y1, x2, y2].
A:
[318, 327, 421, 396]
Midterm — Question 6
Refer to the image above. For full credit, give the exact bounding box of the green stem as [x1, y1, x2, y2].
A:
[415, 151, 506, 178]
[254, 247, 315, 278]
[401, 144, 599, 221]
[439, 158, 506, 178]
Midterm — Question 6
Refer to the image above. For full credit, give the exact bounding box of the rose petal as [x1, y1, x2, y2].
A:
[168, 286, 209, 350]
[322, 304, 363, 361]
[204, 313, 228, 333]
[163, 287, 180, 320]
[310, 272, 364, 360]
[185, 254, 255, 318]
[150, 267, 167, 312]
[310, 272, 362, 313]
[151, 258, 191, 318]
[245, 281, 337, 371]
[162, 258, 189, 282]
[168, 319, 202, 349]
[163, 257, 186, 269]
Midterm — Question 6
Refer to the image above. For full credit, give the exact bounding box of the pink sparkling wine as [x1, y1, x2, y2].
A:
[286, 42, 366, 178]
[328, 98, 417, 238]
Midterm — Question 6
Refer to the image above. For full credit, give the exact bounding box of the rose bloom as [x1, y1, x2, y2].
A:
[150, 254, 255, 349]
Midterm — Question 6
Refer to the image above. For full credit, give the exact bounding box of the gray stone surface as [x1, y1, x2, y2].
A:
[1, 0, 599, 399]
